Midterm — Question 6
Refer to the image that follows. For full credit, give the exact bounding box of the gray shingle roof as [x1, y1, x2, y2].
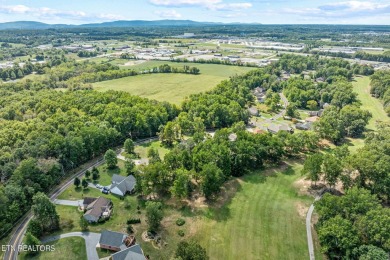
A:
[111, 244, 145, 260]
[99, 230, 126, 248]
[111, 174, 136, 195]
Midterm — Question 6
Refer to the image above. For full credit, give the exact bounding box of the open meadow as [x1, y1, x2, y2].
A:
[93, 62, 255, 105]
[353, 76, 390, 131]
[193, 161, 322, 260]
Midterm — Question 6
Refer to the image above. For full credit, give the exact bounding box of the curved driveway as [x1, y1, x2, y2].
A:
[42, 232, 101, 260]
[306, 196, 321, 260]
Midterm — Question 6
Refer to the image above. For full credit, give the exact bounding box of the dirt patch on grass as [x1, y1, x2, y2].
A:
[295, 201, 309, 219]
[124, 60, 147, 66]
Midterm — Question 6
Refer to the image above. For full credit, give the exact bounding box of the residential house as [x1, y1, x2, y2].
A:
[83, 197, 112, 223]
[248, 107, 259, 116]
[252, 87, 266, 103]
[307, 109, 324, 117]
[296, 122, 312, 131]
[267, 124, 293, 134]
[111, 244, 146, 260]
[98, 230, 136, 252]
[110, 174, 137, 197]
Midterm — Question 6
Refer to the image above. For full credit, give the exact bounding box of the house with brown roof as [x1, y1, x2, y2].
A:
[83, 196, 112, 223]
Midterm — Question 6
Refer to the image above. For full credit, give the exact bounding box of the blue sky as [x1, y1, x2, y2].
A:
[0, 0, 389, 24]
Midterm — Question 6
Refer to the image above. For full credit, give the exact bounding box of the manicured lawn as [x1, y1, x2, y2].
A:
[93, 62, 255, 105]
[347, 76, 390, 152]
[193, 162, 322, 260]
[55, 159, 322, 259]
[20, 237, 87, 260]
[134, 140, 170, 160]
[353, 76, 390, 131]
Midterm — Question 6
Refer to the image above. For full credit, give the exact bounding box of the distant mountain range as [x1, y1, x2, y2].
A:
[0, 20, 253, 30]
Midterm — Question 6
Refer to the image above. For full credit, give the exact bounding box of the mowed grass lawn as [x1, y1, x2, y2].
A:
[348, 76, 390, 152]
[353, 76, 390, 131]
[93, 62, 255, 105]
[193, 162, 321, 260]
[20, 237, 87, 260]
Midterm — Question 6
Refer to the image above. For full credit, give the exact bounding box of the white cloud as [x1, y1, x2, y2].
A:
[150, 0, 222, 7]
[155, 9, 182, 18]
[209, 3, 252, 11]
[0, 4, 122, 22]
[283, 1, 390, 19]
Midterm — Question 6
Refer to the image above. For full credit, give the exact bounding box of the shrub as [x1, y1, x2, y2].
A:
[177, 230, 185, 237]
[127, 218, 141, 224]
[176, 218, 186, 226]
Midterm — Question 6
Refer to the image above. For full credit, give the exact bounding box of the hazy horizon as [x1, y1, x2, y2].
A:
[0, 0, 389, 25]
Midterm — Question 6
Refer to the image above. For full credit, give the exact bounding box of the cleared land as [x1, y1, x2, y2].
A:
[93, 62, 254, 105]
[353, 76, 390, 131]
[20, 237, 87, 260]
[193, 161, 322, 260]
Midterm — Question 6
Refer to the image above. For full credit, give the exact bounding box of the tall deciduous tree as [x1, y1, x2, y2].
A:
[145, 201, 163, 232]
[74, 177, 81, 188]
[124, 139, 135, 154]
[322, 154, 342, 188]
[175, 240, 209, 260]
[200, 164, 224, 200]
[31, 192, 59, 232]
[104, 149, 117, 169]
[302, 153, 323, 186]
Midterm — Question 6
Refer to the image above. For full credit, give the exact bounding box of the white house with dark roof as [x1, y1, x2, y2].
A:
[110, 174, 136, 197]
[83, 196, 112, 223]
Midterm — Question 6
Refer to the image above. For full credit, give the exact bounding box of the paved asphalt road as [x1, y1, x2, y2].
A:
[41, 232, 101, 260]
[4, 137, 157, 260]
[306, 196, 321, 260]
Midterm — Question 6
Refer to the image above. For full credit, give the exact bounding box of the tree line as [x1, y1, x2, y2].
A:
[0, 89, 178, 238]
[370, 70, 390, 116]
[303, 123, 390, 259]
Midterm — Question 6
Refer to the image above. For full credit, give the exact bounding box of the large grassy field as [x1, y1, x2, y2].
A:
[353, 76, 390, 131]
[93, 62, 255, 105]
[55, 160, 320, 259]
[193, 161, 322, 260]
[20, 237, 87, 260]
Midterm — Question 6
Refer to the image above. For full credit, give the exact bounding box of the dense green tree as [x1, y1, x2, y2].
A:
[352, 245, 389, 260]
[104, 149, 117, 169]
[124, 139, 135, 154]
[81, 178, 88, 189]
[302, 154, 323, 186]
[200, 164, 224, 200]
[318, 215, 359, 257]
[145, 201, 163, 232]
[25, 232, 41, 256]
[31, 192, 59, 232]
[147, 148, 161, 164]
[125, 160, 136, 175]
[170, 168, 191, 199]
[175, 240, 209, 260]
[74, 177, 81, 188]
[322, 154, 342, 188]
[79, 216, 89, 231]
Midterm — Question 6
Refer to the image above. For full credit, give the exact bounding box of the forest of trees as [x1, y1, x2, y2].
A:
[0, 89, 177, 237]
[304, 123, 390, 259]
